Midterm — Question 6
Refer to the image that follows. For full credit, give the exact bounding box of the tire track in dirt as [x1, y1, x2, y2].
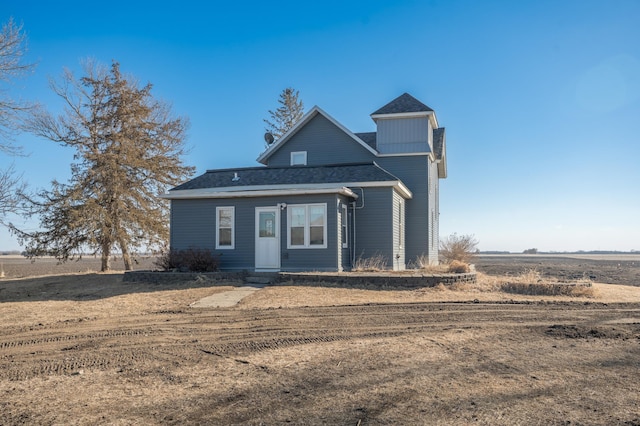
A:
[1, 302, 638, 381]
[0, 328, 159, 350]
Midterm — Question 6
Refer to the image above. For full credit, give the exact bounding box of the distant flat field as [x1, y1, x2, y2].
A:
[0, 256, 158, 279]
[476, 254, 640, 286]
[479, 253, 640, 261]
[2, 254, 639, 285]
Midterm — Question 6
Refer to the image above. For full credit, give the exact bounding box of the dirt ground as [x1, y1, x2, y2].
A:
[476, 253, 640, 286]
[0, 255, 639, 425]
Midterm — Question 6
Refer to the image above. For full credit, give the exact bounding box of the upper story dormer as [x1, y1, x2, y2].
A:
[256, 93, 446, 179]
[370, 93, 439, 156]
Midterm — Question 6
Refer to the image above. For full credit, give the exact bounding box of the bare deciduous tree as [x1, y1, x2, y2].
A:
[0, 18, 35, 225]
[12, 61, 194, 271]
[263, 87, 304, 141]
[0, 163, 25, 224]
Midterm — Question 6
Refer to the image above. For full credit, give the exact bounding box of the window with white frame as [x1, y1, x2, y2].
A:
[216, 206, 235, 249]
[398, 201, 404, 248]
[287, 203, 327, 248]
[341, 204, 348, 248]
[290, 151, 307, 166]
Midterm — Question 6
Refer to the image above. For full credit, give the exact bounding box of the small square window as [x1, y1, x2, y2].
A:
[290, 151, 307, 166]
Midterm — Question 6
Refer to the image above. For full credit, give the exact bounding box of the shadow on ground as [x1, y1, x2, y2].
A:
[0, 273, 241, 303]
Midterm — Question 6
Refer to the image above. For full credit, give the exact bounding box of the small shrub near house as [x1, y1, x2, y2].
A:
[412, 253, 473, 274]
[447, 260, 471, 273]
[155, 248, 220, 272]
[439, 233, 479, 264]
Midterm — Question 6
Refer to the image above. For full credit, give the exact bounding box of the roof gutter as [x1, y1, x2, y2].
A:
[160, 186, 360, 200]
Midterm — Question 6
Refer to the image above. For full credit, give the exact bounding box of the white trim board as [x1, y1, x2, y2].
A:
[161, 186, 360, 200]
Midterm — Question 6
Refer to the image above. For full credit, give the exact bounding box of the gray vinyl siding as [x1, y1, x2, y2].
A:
[170, 198, 264, 270]
[280, 194, 340, 272]
[266, 114, 376, 167]
[428, 159, 439, 264]
[338, 195, 353, 271]
[170, 194, 343, 271]
[350, 187, 395, 269]
[376, 117, 432, 154]
[392, 190, 406, 270]
[376, 155, 430, 265]
[336, 197, 342, 270]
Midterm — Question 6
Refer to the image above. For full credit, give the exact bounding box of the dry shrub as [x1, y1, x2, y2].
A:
[495, 268, 596, 297]
[353, 254, 387, 272]
[439, 233, 479, 264]
[410, 255, 453, 273]
[412, 254, 437, 270]
[155, 248, 220, 272]
[517, 268, 544, 283]
[501, 281, 595, 297]
[447, 260, 470, 273]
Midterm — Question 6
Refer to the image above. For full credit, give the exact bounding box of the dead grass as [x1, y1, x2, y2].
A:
[352, 253, 388, 272]
[410, 254, 437, 269]
[447, 260, 471, 273]
[476, 269, 598, 297]
[1, 270, 639, 424]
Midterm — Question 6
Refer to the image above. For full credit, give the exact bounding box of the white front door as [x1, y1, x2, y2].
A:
[255, 207, 280, 270]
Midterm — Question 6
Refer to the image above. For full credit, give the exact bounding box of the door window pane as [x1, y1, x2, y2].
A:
[259, 212, 276, 237]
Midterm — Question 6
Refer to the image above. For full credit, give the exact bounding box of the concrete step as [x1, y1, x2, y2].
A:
[244, 275, 276, 285]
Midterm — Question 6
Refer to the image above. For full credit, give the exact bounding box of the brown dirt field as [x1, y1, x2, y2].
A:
[1, 257, 639, 424]
[0, 255, 158, 279]
[476, 254, 640, 286]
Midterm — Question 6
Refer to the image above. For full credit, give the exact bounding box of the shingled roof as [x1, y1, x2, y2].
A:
[372, 93, 434, 115]
[354, 132, 377, 150]
[170, 162, 401, 191]
[433, 127, 445, 160]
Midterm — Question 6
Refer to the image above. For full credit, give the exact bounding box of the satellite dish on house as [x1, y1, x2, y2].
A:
[264, 132, 275, 145]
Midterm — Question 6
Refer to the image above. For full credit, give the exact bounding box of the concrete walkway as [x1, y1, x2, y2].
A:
[190, 284, 266, 308]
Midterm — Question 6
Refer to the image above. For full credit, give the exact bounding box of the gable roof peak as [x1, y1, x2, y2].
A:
[256, 105, 378, 165]
[371, 93, 434, 116]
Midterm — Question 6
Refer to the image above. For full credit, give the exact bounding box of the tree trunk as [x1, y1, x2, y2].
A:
[101, 243, 111, 272]
[120, 241, 133, 271]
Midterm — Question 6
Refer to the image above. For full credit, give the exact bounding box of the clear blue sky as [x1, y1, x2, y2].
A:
[2, 0, 639, 252]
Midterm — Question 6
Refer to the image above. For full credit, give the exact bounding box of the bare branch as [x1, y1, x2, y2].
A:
[0, 17, 36, 153]
[0, 163, 26, 224]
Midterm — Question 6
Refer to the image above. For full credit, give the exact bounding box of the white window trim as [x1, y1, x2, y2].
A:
[287, 203, 327, 249]
[398, 201, 404, 248]
[341, 204, 348, 249]
[290, 151, 307, 166]
[216, 206, 235, 249]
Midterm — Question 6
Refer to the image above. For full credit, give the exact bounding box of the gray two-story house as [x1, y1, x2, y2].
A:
[162, 93, 447, 271]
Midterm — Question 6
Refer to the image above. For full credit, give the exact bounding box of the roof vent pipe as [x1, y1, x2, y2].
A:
[232, 172, 240, 182]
